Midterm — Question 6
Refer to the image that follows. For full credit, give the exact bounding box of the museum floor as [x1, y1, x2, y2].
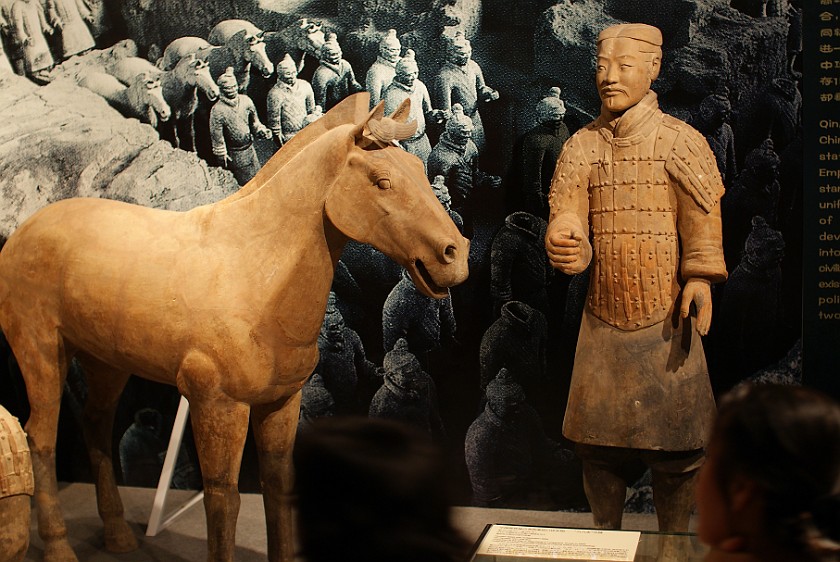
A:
[21, 483, 691, 561]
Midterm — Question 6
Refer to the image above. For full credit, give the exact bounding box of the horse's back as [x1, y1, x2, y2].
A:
[208, 19, 261, 46]
[78, 71, 125, 101]
[108, 57, 162, 85]
[161, 37, 212, 70]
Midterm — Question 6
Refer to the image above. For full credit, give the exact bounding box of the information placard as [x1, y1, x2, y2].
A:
[474, 525, 641, 561]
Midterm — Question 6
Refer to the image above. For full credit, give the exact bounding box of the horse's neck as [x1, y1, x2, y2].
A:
[212, 45, 246, 72]
[161, 69, 193, 110]
[211, 127, 351, 332]
[117, 85, 150, 124]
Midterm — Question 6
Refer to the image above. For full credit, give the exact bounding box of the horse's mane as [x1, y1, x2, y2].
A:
[220, 93, 374, 204]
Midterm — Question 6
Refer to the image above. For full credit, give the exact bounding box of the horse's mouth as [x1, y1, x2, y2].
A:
[411, 259, 449, 299]
[206, 92, 219, 102]
[261, 69, 273, 78]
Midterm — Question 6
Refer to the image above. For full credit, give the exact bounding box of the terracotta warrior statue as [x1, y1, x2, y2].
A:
[544, 23, 727, 532]
[311, 33, 363, 111]
[210, 66, 272, 185]
[365, 28, 400, 108]
[0, 405, 33, 562]
[266, 53, 316, 148]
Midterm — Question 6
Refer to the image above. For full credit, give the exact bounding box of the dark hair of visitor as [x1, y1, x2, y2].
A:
[712, 383, 840, 561]
[293, 416, 471, 562]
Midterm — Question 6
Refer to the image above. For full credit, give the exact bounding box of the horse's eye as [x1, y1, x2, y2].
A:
[377, 178, 391, 190]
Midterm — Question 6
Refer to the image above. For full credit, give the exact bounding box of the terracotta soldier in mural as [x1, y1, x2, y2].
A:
[432, 30, 498, 152]
[693, 88, 736, 188]
[427, 103, 501, 212]
[545, 23, 727, 532]
[210, 67, 272, 185]
[382, 49, 443, 167]
[311, 33, 363, 111]
[510, 87, 570, 219]
[45, 0, 95, 61]
[365, 28, 400, 108]
[266, 53, 316, 148]
[9, 0, 53, 83]
[431, 175, 463, 233]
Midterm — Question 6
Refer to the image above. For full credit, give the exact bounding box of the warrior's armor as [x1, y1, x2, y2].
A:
[266, 54, 315, 145]
[550, 91, 727, 332]
[365, 29, 400, 108]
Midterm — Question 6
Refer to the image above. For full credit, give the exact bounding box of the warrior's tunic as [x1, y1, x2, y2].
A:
[433, 59, 492, 151]
[549, 91, 727, 451]
[266, 78, 315, 144]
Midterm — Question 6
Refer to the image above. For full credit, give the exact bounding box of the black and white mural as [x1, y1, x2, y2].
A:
[0, 0, 804, 513]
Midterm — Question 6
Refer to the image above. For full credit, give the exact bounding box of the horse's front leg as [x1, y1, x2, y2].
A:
[251, 392, 301, 562]
[182, 369, 250, 562]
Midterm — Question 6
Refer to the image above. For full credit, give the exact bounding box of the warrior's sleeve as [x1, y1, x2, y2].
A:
[304, 81, 315, 114]
[665, 121, 728, 283]
[11, 3, 26, 42]
[432, 72, 452, 113]
[473, 60, 491, 96]
[37, 0, 51, 32]
[547, 132, 592, 238]
[244, 95, 265, 133]
[265, 88, 283, 138]
[209, 107, 227, 158]
[311, 69, 328, 110]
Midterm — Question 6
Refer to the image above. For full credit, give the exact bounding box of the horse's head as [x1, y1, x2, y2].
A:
[325, 100, 469, 298]
[129, 72, 170, 127]
[176, 53, 219, 101]
[232, 29, 274, 78]
[298, 18, 325, 57]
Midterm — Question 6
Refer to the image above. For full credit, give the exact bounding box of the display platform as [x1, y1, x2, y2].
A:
[470, 524, 707, 562]
[22, 483, 682, 561]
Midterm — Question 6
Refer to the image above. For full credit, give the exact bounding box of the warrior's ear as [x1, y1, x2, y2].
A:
[389, 97, 411, 123]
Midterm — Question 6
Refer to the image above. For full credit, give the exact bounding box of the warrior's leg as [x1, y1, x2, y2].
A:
[577, 444, 628, 529]
[647, 449, 705, 533]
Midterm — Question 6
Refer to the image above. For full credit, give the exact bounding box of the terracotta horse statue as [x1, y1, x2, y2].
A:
[0, 93, 469, 562]
[109, 54, 220, 151]
[160, 27, 273, 92]
[78, 71, 171, 128]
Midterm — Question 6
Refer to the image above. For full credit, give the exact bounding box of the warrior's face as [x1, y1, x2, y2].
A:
[322, 45, 342, 65]
[380, 42, 401, 64]
[395, 67, 418, 88]
[278, 64, 297, 85]
[595, 37, 660, 113]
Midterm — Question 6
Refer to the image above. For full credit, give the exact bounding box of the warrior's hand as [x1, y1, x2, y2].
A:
[257, 127, 272, 140]
[545, 220, 591, 275]
[680, 278, 712, 336]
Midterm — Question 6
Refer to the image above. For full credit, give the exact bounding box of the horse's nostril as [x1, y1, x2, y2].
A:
[443, 244, 457, 264]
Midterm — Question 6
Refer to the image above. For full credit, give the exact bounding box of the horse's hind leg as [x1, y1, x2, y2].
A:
[76, 353, 138, 553]
[10, 329, 78, 562]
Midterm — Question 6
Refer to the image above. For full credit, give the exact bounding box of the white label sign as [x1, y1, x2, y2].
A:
[475, 525, 641, 561]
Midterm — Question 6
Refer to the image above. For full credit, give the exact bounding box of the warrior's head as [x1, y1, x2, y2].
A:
[394, 49, 419, 88]
[277, 53, 298, 85]
[536, 87, 566, 130]
[379, 29, 402, 64]
[320, 33, 342, 65]
[447, 31, 471, 67]
[595, 23, 662, 114]
[217, 67, 239, 101]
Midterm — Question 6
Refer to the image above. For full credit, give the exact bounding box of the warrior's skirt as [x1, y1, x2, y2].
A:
[562, 307, 715, 451]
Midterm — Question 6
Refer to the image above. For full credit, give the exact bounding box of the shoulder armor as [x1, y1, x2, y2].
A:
[547, 125, 598, 207]
[661, 116, 725, 213]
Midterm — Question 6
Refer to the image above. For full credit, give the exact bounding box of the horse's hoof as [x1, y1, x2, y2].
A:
[104, 519, 139, 553]
[43, 540, 79, 562]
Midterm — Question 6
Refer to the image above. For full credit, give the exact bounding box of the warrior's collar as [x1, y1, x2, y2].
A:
[318, 59, 346, 75]
[597, 90, 662, 143]
[391, 79, 414, 93]
[219, 95, 239, 108]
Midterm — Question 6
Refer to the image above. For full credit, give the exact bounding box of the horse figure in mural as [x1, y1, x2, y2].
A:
[0, 93, 469, 562]
[78, 70, 171, 127]
[109, 54, 220, 151]
[160, 25, 273, 92]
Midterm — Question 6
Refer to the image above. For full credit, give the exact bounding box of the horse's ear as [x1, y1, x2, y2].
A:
[389, 97, 411, 123]
[351, 99, 382, 141]
[370, 100, 385, 123]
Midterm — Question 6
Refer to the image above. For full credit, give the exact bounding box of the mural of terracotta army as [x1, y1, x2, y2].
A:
[382, 49, 443, 167]
[311, 32, 363, 111]
[369, 338, 446, 439]
[9, 0, 53, 82]
[427, 103, 501, 211]
[432, 30, 498, 152]
[365, 28, 400, 108]
[266, 53, 316, 148]
[512, 87, 570, 219]
[45, 0, 95, 60]
[209, 67, 272, 185]
[545, 24, 727, 533]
